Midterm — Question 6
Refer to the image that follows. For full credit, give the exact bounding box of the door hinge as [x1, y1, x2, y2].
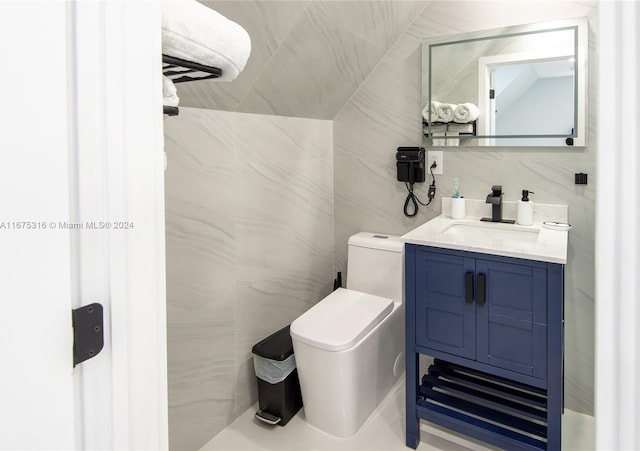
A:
[489, 89, 495, 99]
[72, 303, 104, 367]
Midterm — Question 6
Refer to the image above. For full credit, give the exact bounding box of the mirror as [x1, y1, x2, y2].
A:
[422, 18, 587, 147]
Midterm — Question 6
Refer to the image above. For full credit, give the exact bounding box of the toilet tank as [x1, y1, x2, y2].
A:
[346, 233, 405, 302]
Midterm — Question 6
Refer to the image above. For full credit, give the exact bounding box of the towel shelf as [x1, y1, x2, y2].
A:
[423, 120, 477, 139]
[162, 54, 223, 116]
[163, 106, 180, 116]
[162, 54, 222, 83]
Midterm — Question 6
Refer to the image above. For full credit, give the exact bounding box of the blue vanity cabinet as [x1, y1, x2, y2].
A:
[414, 250, 476, 360]
[415, 250, 548, 379]
[406, 244, 564, 450]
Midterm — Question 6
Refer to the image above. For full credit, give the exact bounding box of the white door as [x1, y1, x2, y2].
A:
[0, 2, 168, 449]
[0, 2, 77, 447]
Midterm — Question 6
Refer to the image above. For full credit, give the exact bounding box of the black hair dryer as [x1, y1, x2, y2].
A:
[396, 147, 425, 184]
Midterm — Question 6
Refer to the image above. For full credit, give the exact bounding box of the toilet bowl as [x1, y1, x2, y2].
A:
[290, 232, 405, 437]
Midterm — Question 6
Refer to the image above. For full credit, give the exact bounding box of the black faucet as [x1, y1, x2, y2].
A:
[481, 185, 515, 223]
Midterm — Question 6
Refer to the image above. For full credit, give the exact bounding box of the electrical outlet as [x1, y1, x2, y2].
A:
[427, 150, 443, 175]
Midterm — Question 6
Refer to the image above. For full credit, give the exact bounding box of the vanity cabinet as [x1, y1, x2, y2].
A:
[415, 249, 548, 379]
[406, 244, 564, 450]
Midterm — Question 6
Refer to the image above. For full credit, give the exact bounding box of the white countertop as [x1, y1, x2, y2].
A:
[402, 199, 569, 264]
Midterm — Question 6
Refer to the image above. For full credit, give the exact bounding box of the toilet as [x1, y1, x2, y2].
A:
[290, 232, 405, 437]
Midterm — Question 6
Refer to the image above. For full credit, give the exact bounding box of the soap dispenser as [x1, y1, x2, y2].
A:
[517, 190, 535, 225]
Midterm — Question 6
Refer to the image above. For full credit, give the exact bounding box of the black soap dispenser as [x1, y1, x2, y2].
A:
[517, 190, 534, 225]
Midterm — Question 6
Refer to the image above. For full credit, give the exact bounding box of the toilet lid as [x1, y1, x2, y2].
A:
[290, 288, 394, 352]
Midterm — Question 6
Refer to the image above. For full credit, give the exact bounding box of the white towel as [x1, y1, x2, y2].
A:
[162, 75, 180, 107]
[447, 123, 475, 146]
[448, 123, 474, 134]
[436, 103, 456, 123]
[453, 103, 480, 123]
[425, 123, 447, 134]
[432, 132, 446, 146]
[428, 124, 448, 146]
[422, 104, 430, 122]
[423, 101, 442, 123]
[161, 0, 251, 82]
[445, 131, 459, 147]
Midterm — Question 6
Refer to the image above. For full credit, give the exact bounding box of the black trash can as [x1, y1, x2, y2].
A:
[251, 325, 303, 426]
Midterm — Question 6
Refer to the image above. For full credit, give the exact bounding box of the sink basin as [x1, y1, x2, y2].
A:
[401, 199, 568, 263]
[442, 222, 540, 244]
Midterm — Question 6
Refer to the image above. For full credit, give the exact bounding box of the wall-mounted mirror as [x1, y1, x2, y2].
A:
[422, 18, 587, 147]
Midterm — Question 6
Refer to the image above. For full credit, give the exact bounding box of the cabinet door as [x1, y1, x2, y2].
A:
[415, 250, 476, 359]
[475, 259, 547, 379]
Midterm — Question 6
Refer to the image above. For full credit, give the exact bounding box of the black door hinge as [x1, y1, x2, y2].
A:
[489, 89, 495, 99]
[72, 303, 104, 367]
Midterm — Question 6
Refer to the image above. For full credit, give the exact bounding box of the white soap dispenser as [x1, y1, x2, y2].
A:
[517, 190, 534, 226]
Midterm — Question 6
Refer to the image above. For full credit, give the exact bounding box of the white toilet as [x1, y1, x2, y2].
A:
[290, 232, 405, 437]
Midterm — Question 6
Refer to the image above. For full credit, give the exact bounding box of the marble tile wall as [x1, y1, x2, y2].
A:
[175, 1, 425, 119]
[164, 108, 333, 450]
[333, 1, 598, 415]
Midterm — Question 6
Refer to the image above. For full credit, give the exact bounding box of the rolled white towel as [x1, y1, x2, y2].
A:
[453, 103, 480, 123]
[422, 101, 441, 122]
[162, 75, 180, 107]
[436, 103, 456, 123]
[422, 104, 430, 122]
[430, 101, 442, 122]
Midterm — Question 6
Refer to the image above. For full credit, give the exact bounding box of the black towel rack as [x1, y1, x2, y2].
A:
[422, 120, 477, 138]
[162, 54, 223, 116]
[163, 106, 180, 116]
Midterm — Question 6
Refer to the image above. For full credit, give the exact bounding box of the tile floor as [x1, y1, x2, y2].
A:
[202, 379, 595, 450]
